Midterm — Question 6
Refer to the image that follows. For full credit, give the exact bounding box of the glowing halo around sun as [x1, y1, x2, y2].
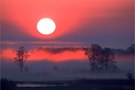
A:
[37, 18, 56, 35]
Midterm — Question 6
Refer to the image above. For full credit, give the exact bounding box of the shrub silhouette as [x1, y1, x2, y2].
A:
[1, 79, 16, 90]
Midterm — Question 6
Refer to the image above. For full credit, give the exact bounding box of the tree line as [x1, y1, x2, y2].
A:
[84, 44, 117, 71]
[14, 44, 134, 71]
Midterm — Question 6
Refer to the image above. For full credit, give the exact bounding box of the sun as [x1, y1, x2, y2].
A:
[37, 18, 56, 35]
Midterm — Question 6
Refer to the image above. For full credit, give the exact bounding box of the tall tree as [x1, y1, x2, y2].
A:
[100, 47, 115, 70]
[85, 44, 102, 71]
[85, 44, 117, 71]
[14, 47, 29, 71]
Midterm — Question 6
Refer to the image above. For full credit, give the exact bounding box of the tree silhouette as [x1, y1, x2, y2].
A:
[127, 44, 135, 54]
[85, 44, 117, 71]
[100, 47, 116, 70]
[14, 47, 29, 71]
[85, 44, 102, 71]
[126, 72, 133, 80]
[1, 79, 16, 90]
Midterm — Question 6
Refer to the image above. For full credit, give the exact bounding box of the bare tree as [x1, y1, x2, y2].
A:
[85, 44, 117, 71]
[14, 47, 29, 71]
[85, 44, 102, 71]
[100, 47, 116, 70]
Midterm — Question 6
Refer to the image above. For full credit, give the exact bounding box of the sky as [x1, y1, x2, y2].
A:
[1, 0, 134, 48]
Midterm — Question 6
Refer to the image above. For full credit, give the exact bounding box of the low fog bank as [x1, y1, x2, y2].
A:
[1, 54, 134, 81]
[1, 44, 134, 81]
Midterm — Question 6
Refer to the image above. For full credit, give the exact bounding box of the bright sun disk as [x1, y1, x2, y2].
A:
[37, 18, 56, 35]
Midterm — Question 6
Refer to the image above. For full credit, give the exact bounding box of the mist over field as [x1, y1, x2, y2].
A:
[1, 46, 134, 81]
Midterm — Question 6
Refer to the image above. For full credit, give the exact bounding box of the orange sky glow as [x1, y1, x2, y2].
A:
[1, 48, 87, 62]
[1, 0, 133, 39]
[1, 48, 133, 62]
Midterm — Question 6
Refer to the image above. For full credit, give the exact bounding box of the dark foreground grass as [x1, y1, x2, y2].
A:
[15, 85, 133, 90]
[1, 79, 134, 90]
[15, 79, 134, 90]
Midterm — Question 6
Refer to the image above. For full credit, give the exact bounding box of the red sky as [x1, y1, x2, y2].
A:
[1, 0, 134, 48]
[1, 47, 133, 62]
[1, 48, 87, 62]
